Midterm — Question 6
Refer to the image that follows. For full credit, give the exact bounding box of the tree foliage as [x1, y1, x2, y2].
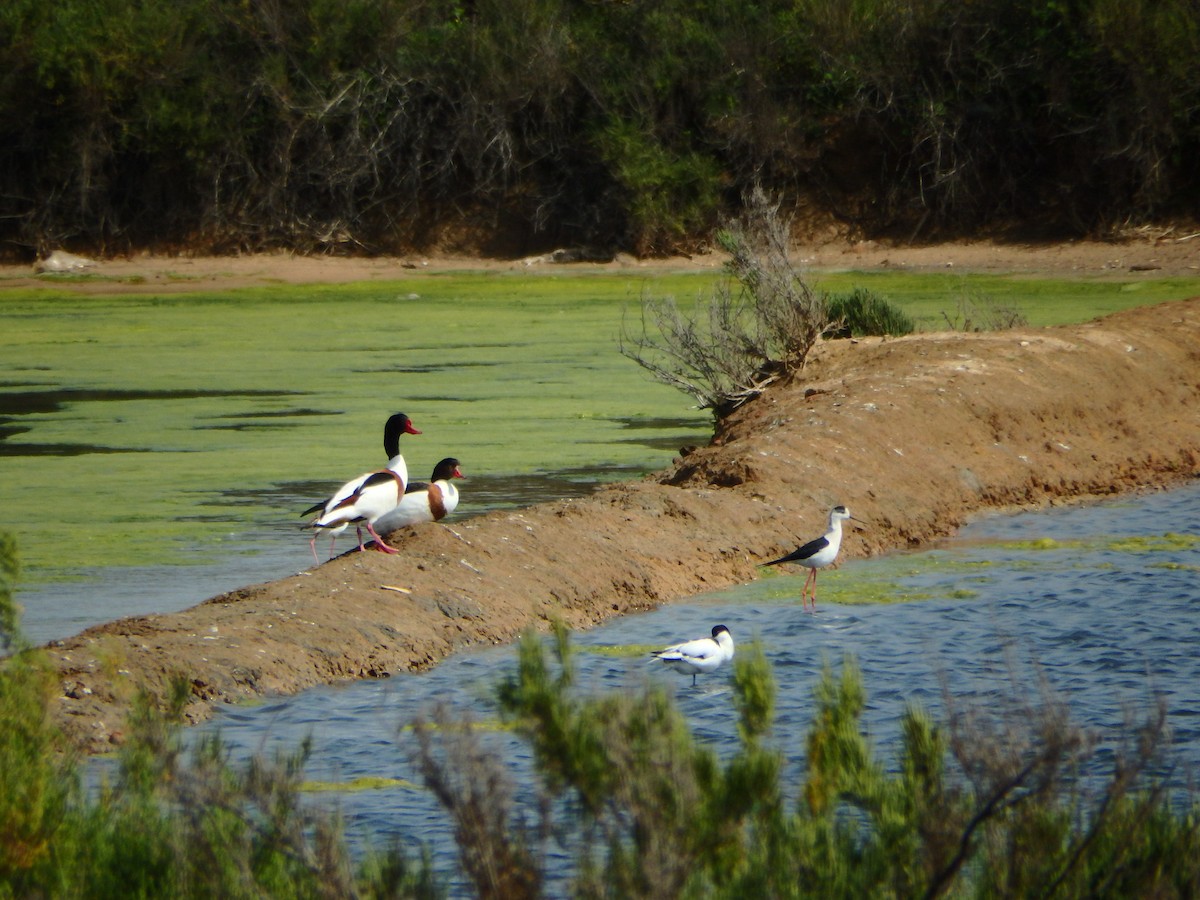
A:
[1, 0, 1197, 258]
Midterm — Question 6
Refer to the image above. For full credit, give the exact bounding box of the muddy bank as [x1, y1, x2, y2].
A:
[5, 229, 1200, 291]
[47, 298, 1200, 753]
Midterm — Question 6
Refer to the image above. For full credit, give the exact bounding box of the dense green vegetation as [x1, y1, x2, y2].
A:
[3, 0, 1198, 259]
[827, 288, 919, 338]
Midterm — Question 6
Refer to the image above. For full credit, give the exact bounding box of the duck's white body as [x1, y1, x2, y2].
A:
[375, 457, 463, 536]
[651, 625, 734, 686]
[311, 460, 407, 544]
[761, 505, 859, 610]
[305, 413, 421, 560]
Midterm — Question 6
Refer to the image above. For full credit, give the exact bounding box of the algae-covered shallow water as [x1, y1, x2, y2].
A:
[172, 481, 1200, 895]
[3, 277, 716, 574]
[4, 275, 721, 642]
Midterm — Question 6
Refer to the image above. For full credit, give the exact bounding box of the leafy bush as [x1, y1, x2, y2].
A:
[827, 287, 916, 338]
[0, 649, 75, 889]
[487, 622, 782, 896]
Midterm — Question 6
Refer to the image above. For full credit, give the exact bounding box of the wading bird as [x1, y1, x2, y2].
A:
[651, 625, 735, 686]
[761, 505, 863, 611]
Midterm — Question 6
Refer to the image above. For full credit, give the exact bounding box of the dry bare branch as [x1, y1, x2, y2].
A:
[619, 186, 832, 419]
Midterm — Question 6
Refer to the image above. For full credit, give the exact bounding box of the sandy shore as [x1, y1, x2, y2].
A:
[4, 228, 1199, 293]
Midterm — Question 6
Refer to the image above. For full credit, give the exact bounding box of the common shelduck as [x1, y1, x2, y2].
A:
[303, 413, 421, 561]
[760, 505, 863, 611]
[374, 457, 464, 537]
[650, 625, 734, 686]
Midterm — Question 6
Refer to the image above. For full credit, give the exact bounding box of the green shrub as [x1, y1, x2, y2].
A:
[827, 287, 916, 337]
[489, 622, 783, 896]
[0, 534, 74, 894]
[0, 652, 76, 892]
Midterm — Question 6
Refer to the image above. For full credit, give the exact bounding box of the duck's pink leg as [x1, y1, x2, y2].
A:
[365, 522, 399, 554]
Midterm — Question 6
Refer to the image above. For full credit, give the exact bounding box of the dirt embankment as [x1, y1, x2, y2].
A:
[42, 294, 1200, 754]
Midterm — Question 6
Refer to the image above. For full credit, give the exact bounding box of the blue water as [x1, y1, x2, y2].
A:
[169, 481, 1200, 894]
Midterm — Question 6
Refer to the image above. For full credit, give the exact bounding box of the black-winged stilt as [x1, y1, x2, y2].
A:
[761, 505, 864, 611]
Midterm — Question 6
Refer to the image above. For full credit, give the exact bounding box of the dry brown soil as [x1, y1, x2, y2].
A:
[4, 226, 1200, 290]
[14, 236, 1200, 754]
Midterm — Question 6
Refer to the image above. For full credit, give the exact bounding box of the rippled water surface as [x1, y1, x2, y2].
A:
[171, 482, 1200, 892]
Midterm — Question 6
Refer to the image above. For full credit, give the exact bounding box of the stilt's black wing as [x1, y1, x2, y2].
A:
[761, 535, 828, 566]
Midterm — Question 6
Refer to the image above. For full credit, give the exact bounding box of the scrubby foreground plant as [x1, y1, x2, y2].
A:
[419, 623, 1200, 898]
[0, 533, 439, 899]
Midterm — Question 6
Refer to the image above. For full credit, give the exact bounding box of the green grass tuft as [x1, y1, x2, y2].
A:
[583, 643, 661, 658]
[300, 776, 419, 793]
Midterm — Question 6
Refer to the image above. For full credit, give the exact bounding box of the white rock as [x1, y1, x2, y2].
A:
[35, 250, 97, 273]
